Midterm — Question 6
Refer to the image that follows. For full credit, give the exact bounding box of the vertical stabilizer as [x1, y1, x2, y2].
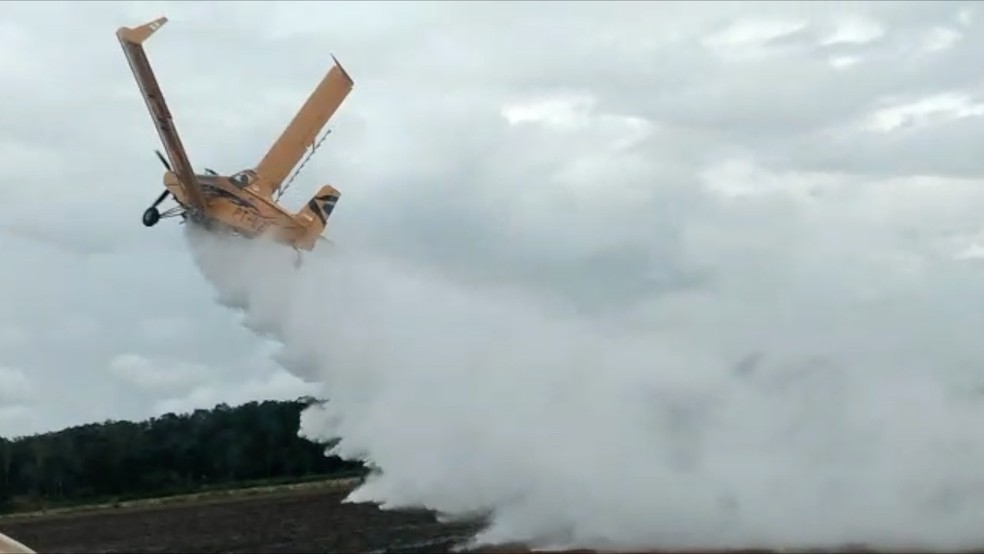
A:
[294, 184, 340, 250]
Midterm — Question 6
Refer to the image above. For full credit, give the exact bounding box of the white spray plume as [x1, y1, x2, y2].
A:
[184, 173, 984, 552]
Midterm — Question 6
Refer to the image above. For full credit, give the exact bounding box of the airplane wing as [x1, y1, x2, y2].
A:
[252, 56, 355, 199]
[0, 531, 34, 554]
[116, 17, 206, 212]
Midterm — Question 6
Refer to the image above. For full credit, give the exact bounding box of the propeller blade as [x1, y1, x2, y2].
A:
[152, 189, 170, 208]
[154, 149, 172, 172]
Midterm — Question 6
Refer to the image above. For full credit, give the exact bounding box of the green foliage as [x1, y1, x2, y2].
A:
[0, 398, 364, 513]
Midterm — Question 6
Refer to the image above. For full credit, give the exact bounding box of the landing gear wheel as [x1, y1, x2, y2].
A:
[142, 207, 161, 227]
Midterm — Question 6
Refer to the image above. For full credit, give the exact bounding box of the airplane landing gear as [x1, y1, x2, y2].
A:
[142, 188, 171, 227]
[293, 248, 303, 269]
[142, 207, 160, 227]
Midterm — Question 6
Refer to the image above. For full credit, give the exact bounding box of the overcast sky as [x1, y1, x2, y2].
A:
[2, 0, 984, 438]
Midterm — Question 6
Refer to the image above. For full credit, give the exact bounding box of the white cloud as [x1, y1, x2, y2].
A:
[820, 16, 886, 46]
[862, 92, 984, 133]
[922, 26, 962, 52]
[107, 353, 208, 392]
[699, 157, 846, 200]
[0, 405, 36, 438]
[706, 17, 808, 48]
[958, 7, 974, 27]
[0, 367, 34, 404]
[703, 17, 810, 61]
[138, 316, 190, 343]
[501, 94, 597, 130]
[154, 369, 320, 416]
[828, 55, 861, 69]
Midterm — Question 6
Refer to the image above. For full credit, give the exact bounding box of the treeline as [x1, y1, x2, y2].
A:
[0, 398, 364, 513]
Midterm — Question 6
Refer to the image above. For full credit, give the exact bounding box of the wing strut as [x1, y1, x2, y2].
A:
[275, 128, 331, 202]
[116, 17, 206, 212]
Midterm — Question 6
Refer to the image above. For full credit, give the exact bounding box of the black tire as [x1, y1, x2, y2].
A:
[142, 207, 161, 227]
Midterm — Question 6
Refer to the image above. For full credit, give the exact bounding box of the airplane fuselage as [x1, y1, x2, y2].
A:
[163, 170, 301, 242]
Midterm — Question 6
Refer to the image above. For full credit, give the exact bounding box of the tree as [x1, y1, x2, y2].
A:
[0, 398, 364, 513]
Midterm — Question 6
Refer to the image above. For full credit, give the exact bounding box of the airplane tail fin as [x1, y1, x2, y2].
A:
[294, 184, 340, 250]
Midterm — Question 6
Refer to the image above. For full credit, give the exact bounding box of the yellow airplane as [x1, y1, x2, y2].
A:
[116, 16, 354, 267]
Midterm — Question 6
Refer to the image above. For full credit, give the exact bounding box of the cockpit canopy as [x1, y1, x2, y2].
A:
[230, 169, 257, 188]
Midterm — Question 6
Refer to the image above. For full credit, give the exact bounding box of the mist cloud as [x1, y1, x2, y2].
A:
[186, 154, 984, 552]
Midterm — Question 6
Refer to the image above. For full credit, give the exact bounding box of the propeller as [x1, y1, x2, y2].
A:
[155, 149, 172, 172]
[151, 150, 216, 210]
[152, 150, 172, 208]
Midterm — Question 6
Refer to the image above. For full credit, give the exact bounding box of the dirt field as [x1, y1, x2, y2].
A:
[0, 481, 973, 554]
[0, 481, 481, 554]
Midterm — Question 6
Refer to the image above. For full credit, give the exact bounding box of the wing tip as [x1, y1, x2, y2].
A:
[330, 53, 354, 86]
[116, 16, 169, 44]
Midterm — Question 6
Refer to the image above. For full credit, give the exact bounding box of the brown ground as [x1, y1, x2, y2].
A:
[0, 484, 757, 554]
[0, 482, 480, 554]
[0, 481, 976, 554]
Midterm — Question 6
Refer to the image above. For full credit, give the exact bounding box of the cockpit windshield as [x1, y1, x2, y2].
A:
[230, 170, 255, 188]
